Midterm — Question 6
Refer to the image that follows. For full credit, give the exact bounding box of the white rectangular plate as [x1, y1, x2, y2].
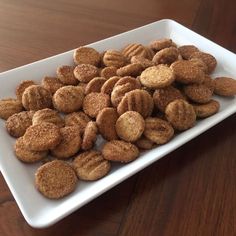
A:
[0, 19, 235, 228]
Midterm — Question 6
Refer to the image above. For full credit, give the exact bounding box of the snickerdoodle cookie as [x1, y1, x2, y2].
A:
[213, 77, 236, 96]
[57, 65, 78, 85]
[85, 77, 107, 94]
[16, 80, 36, 101]
[193, 99, 220, 118]
[42, 76, 64, 94]
[0, 98, 23, 120]
[73, 64, 99, 83]
[81, 121, 98, 150]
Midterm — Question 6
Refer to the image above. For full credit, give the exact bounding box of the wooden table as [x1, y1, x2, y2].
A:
[0, 0, 235, 235]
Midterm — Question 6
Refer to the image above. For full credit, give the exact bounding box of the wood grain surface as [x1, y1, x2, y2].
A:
[0, 0, 235, 235]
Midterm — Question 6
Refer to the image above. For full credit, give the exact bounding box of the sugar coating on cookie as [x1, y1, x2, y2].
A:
[73, 150, 111, 181]
[214, 77, 236, 96]
[57, 65, 78, 85]
[42, 76, 64, 94]
[16, 80, 36, 101]
[85, 77, 107, 94]
[152, 47, 179, 65]
[103, 50, 127, 68]
[101, 76, 121, 95]
[81, 121, 98, 150]
[193, 99, 220, 118]
[0, 98, 23, 120]
[35, 160, 77, 199]
[73, 64, 99, 83]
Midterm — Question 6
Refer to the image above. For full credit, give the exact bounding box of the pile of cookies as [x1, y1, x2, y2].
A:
[0, 38, 236, 199]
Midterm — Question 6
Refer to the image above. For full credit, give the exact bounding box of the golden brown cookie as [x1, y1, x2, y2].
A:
[122, 43, 147, 60]
[0, 98, 23, 120]
[152, 47, 179, 65]
[117, 89, 154, 118]
[73, 64, 99, 83]
[73, 46, 101, 66]
[170, 60, 204, 84]
[81, 121, 98, 150]
[57, 65, 78, 85]
[16, 80, 36, 101]
[213, 77, 236, 96]
[130, 55, 154, 69]
[178, 45, 199, 59]
[100, 66, 117, 79]
[135, 136, 154, 150]
[51, 126, 81, 159]
[145, 47, 155, 60]
[101, 76, 121, 95]
[102, 140, 139, 163]
[73, 151, 111, 181]
[103, 50, 127, 68]
[149, 38, 174, 52]
[144, 117, 174, 144]
[35, 160, 77, 199]
[165, 99, 196, 131]
[140, 65, 175, 89]
[190, 52, 217, 74]
[14, 137, 48, 163]
[183, 84, 213, 103]
[115, 111, 145, 142]
[22, 85, 52, 111]
[6, 111, 34, 137]
[193, 99, 220, 118]
[201, 75, 215, 92]
[189, 58, 208, 74]
[116, 63, 143, 77]
[41, 76, 64, 94]
[153, 86, 184, 112]
[96, 107, 118, 141]
[114, 76, 141, 88]
[85, 77, 107, 94]
[32, 108, 64, 127]
[23, 122, 61, 151]
[53, 86, 84, 113]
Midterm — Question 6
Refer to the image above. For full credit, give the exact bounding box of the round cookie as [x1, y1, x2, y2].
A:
[165, 99, 196, 131]
[102, 50, 127, 68]
[122, 43, 147, 60]
[116, 63, 143, 77]
[189, 58, 208, 74]
[96, 107, 118, 141]
[53, 86, 84, 113]
[193, 99, 220, 118]
[85, 77, 107, 94]
[140, 65, 175, 89]
[131, 55, 154, 69]
[213, 77, 236, 96]
[115, 111, 145, 142]
[149, 38, 174, 52]
[152, 47, 179, 65]
[100, 66, 117, 79]
[0, 98, 23, 120]
[42, 76, 64, 94]
[51, 126, 81, 159]
[35, 160, 77, 199]
[135, 136, 154, 150]
[145, 47, 155, 60]
[14, 137, 48, 163]
[102, 140, 139, 163]
[73, 64, 99, 83]
[23, 122, 61, 151]
[101, 76, 121, 95]
[201, 75, 215, 92]
[73, 151, 111, 181]
[83, 92, 110, 118]
[144, 117, 174, 144]
[178, 45, 199, 60]
[81, 121, 98, 151]
[16, 80, 36, 101]
[57, 65, 78, 85]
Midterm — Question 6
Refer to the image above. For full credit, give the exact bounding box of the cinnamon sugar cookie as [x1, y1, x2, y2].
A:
[193, 99, 220, 118]
[145, 47, 155, 60]
[103, 50, 127, 68]
[53, 86, 84, 113]
[131, 55, 154, 69]
[0, 98, 23, 120]
[152, 47, 179, 65]
[81, 121, 98, 150]
[135, 136, 154, 150]
[96, 107, 118, 141]
[16, 80, 36, 101]
[116, 63, 143, 77]
[102, 140, 139, 163]
[57, 65, 78, 85]
[42, 76, 64, 94]
[35, 160, 77, 199]
[122, 43, 147, 60]
[85, 77, 107, 94]
[101, 76, 121, 95]
[201, 75, 215, 92]
[73, 151, 111, 181]
[149, 38, 174, 52]
[115, 111, 145, 142]
[51, 126, 81, 159]
[100, 66, 117, 79]
[214, 77, 236, 96]
[73, 64, 99, 83]
[178, 45, 199, 59]
[189, 58, 208, 74]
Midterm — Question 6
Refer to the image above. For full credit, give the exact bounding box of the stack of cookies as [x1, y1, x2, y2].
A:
[0, 38, 236, 199]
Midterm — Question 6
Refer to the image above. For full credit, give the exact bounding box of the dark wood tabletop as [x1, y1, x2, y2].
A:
[0, 0, 235, 235]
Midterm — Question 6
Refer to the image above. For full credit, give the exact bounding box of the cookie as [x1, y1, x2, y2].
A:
[53, 86, 84, 113]
[190, 52, 217, 74]
[114, 76, 141, 88]
[102, 140, 139, 163]
[122, 43, 147, 60]
[83, 92, 110, 118]
[35, 160, 77, 199]
[115, 111, 145, 142]
[117, 89, 154, 118]
[73, 64, 99, 83]
[15, 80, 36, 101]
[85, 77, 107, 94]
[193, 99, 220, 118]
[0, 98, 23, 120]
[213, 77, 236, 96]
[6, 111, 34, 137]
[149, 38, 174, 52]
[145, 47, 155, 60]
[152, 47, 179, 65]
[81, 121, 97, 150]
[23, 122, 61, 151]
[201, 75, 215, 92]
[73, 46, 101, 66]
[57, 65, 78, 85]
[101, 76, 121, 95]
[130, 55, 154, 69]
[103, 50, 127, 68]
[42, 76, 64, 94]
[96, 107, 118, 141]
[116, 63, 143, 77]
[100, 66, 117, 79]
[178, 45, 199, 59]
[183, 84, 213, 103]
[170, 60, 204, 84]
[165, 99, 196, 131]
[51, 126, 81, 159]
[32, 108, 64, 127]
[135, 136, 154, 150]
[140, 65, 175, 89]
[14, 137, 48, 163]
[189, 58, 208, 73]
[153, 86, 184, 112]
[73, 151, 111, 181]
[22, 85, 52, 111]
[144, 117, 174, 144]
